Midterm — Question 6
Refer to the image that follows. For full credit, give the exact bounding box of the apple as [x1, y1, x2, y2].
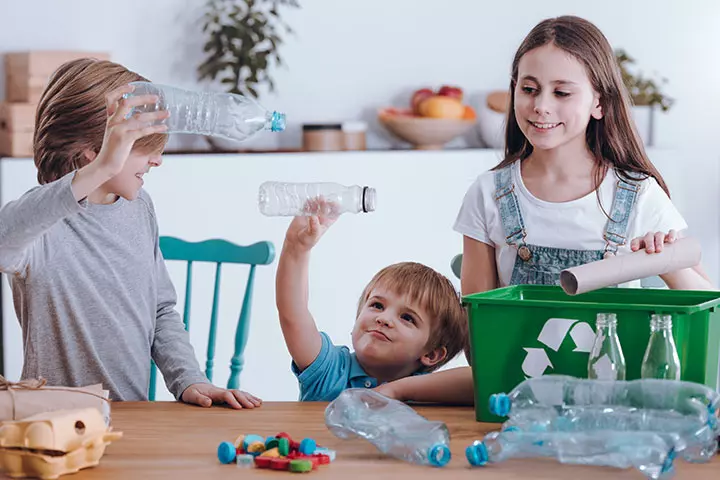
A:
[410, 88, 434, 115]
[437, 85, 463, 102]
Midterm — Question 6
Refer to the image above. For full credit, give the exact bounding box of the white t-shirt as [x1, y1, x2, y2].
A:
[453, 160, 688, 287]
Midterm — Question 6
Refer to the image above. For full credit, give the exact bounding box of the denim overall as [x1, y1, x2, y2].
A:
[494, 165, 640, 286]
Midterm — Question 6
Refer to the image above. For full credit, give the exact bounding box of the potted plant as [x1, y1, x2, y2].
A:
[197, 0, 300, 149]
[615, 49, 674, 146]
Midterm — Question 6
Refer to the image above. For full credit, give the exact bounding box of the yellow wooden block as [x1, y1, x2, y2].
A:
[247, 441, 265, 454]
[260, 447, 280, 458]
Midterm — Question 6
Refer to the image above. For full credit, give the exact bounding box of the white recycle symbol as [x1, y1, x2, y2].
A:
[522, 318, 595, 378]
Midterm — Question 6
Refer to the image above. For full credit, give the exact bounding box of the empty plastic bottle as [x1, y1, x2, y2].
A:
[502, 404, 718, 463]
[123, 81, 285, 142]
[489, 376, 719, 463]
[489, 375, 720, 419]
[466, 429, 676, 479]
[587, 313, 626, 381]
[324, 388, 451, 467]
[258, 181, 377, 217]
[641, 314, 681, 381]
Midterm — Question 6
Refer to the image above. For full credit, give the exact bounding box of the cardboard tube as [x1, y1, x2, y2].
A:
[560, 237, 702, 295]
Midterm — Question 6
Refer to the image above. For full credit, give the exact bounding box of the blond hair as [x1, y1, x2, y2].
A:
[356, 262, 468, 373]
[33, 58, 167, 185]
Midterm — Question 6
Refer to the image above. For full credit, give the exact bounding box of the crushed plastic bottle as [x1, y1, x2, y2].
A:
[123, 81, 285, 142]
[490, 375, 719, 463]
[466, 429, 677, 480]
[324, 388, 451, 467]
[503, 405, 717, 463]
[258, 181, 376, 217]
[489, 375, 719, 419]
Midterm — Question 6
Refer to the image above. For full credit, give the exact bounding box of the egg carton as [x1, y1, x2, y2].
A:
[0, 408, 122, 479]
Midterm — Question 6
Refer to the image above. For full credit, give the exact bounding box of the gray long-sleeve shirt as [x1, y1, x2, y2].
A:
[0, 171, 208, 400]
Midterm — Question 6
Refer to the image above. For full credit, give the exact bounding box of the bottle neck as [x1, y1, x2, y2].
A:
[650, 315, 672, 332]
[265, 111, 286, 132]
[353, 186, 376, 213]
[596, 314, 617, 332]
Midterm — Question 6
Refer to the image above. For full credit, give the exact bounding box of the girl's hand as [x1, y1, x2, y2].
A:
[93, 84, 169, 176]
[630, 229, 678, 254]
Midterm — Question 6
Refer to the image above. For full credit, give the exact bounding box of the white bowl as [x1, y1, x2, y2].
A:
[476, 91, 508, 149]
[378, 108, 476, 150]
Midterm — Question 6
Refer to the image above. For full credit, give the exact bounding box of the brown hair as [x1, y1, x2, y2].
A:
[33, 58, 167, 184]
[494, 15, 670, 199]
[356, 262, 468, 373]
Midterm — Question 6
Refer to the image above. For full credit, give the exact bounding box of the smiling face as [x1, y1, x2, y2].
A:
[102, 148, 163, 201]
[513, 43, 603, 152]
[351, 285, 441, 374]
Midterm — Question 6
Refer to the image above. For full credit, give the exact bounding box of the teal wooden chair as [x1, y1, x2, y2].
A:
[451, 253, 463, 280]
[148, 237, 275, 400]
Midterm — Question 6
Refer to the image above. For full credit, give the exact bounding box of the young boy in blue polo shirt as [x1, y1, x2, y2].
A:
[276, 212, 469, 402]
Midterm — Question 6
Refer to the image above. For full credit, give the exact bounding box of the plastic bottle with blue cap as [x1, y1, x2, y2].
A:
[466, 429, 677, 479]
[489, 375, 719, 419]
[325, 388, 451, 467]
[489, 375, 719, 463]
[122, 81, 285, 142]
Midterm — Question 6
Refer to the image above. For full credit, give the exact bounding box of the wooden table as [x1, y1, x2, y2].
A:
[62, 401, 717, 479]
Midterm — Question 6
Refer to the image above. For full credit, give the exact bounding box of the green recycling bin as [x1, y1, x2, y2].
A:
[463, 285, 720, 423]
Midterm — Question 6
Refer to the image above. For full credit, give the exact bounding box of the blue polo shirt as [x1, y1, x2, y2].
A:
[291, 332, 385, 401]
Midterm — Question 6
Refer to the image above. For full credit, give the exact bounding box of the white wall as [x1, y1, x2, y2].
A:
[0, 1, 718, 151]
[2, 148, 718, 401]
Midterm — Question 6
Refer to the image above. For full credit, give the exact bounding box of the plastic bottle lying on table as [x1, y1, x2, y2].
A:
[489, 375, 720, 418]
[466, 429, 677, 480]
[490, 375, 719, 463]
[324, 388, 451, 467]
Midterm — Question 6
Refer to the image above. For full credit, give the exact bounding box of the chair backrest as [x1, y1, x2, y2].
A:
[148, 237, 275, 400]
[451, 253, 462, 280]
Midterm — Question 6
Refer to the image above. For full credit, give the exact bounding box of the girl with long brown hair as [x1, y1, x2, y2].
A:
[375, 15, 713, 406]
[454, 15, 712, 294]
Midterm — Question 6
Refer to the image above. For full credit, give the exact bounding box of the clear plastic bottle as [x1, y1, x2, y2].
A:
[324, 388, 451, 467]
[258, 181, 377, 217]
[123, 81, 285, 142]
[503, 404, 718, 463]
[466, 429, 676, 479]
[588, 313, 626, 380]
[641, 314, 681, 381]
[489, 375, 719, 419]
[489, 376, 720, 463]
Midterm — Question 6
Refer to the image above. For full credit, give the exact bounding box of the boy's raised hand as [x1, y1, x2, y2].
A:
[284, 198, 339, 252]
[95, 84, 170, 176]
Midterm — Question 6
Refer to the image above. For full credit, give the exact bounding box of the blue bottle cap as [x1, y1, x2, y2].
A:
[661, 448, 676, 474]
[465, 440, 488, 466]
[298, 438, 317, 455]
[217, 441, 236, 464]
[489, 393, 510, 417]
[428, 443, 451, 467]
[271, 111, 286, 132]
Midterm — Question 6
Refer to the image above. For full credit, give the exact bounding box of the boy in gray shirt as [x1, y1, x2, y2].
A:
[0, 58, 261, 408]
